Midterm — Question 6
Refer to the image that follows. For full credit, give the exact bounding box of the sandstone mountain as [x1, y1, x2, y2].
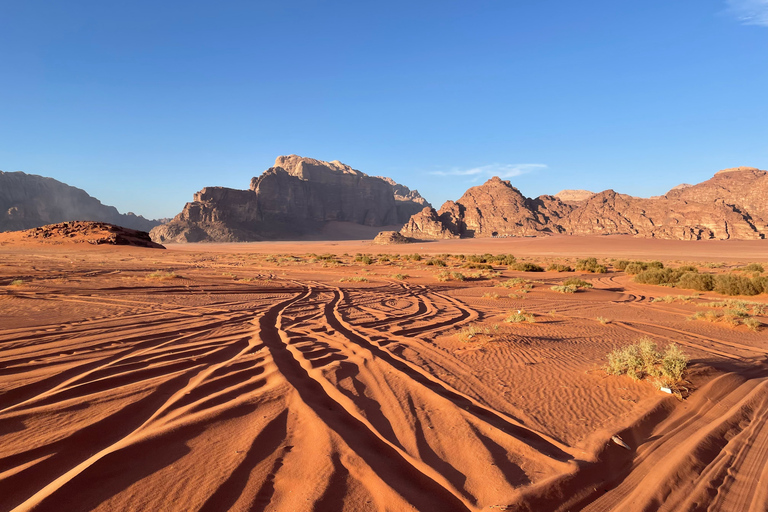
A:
[554, 189, 595, 204]
[151, 155, 431, 243]
[400, 167, 768, 240]
[0, 171, 160, 232]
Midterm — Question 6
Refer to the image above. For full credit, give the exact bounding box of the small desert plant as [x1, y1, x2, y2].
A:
[392, 273, 409, 280]
[713, 274, 763, 296]
[551, 285, 577, 293]
[426, 259, 447, 267]
[355, 254, 374, 265]
[575, 257, 607, 273]
[606, 338, 688, 385]
[9, 279, 24, 286]
[737, 263, 764, 273]
[547, 263, 573, 272]
[742, 317, 762, 331]
[409, 253, 422, 261]
[451, 272, 466, 281]
[563, 278, 592, 289]
[505, 310, 536, 323]
[596, 316, 610, 325]
[148, 271, 180, 280]
[512, 262, 544, 272]
[339, 276, 368, 283]
[482, 292, 500, 300]
[457, 324, 498, 342]
[463, 262, 494, 270]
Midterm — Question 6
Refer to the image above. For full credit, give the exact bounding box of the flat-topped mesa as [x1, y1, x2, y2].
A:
[401, 168, 768, 241]
[151, 155, 431, 243]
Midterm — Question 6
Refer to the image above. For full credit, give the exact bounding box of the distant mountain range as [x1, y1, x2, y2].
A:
[3, 162, 766, 242]
[0, 171, 161, 232]
[401, 166, 768, 240]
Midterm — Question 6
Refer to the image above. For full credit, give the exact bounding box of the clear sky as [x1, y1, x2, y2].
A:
[1, 0, 766, 219]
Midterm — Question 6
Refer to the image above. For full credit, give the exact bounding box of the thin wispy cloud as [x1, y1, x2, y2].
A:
[431, 163, 547, 180]
[726, 0, 768, 26]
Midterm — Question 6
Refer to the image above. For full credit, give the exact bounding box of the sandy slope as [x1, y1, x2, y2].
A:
[1, 239, 767, 511]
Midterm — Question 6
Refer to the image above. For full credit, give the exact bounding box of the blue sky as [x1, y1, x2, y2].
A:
[1, 0, 766, 219]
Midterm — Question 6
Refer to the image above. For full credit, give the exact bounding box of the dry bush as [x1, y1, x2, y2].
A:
[606, 338, 688, 386]
[148, 271, 181, 280]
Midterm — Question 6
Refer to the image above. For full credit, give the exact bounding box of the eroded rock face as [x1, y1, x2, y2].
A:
[151, 156, 431, 243]
[0, 221, 164, 248]
[373, 231, 411, 245]
[400, 168, 768, 240]
[0, 171, 160, 232]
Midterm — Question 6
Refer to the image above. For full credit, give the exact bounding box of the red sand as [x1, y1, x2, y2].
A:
[1, 236, 767, 511]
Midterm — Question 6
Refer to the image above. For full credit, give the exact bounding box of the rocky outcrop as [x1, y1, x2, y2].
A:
[0, 171, 160, 232]
[372, 231, 411, 245]
[0, 221, 164, 248]
[151, 156, 431, 243]
[554, 189, 595, 204]
[401, 168, 768, 241]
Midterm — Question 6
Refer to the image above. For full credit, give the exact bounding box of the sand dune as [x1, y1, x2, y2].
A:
[1, 239, 767, 511]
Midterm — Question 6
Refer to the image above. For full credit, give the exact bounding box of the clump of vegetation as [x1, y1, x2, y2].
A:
[736, 263, 764, 273]
[148, 271, 181, 280]
[311, 253, 337, 262]
[409, 253, 422, 261]
[511, 262, 544, 272]
[457, 323, 499, 342]
[563, 278, 593, 289]
[463, 262, 494, 270]
[339, 276, 368, 283]
[392, 273, 409, 280]
[9, 279, 24, 286]
[551, 285, 577, 293]
[596, 316, 610, 325]
[355, 254, 374, 265]
[616, 260, 664, 274]
[605, 338, 688, 387]
[426, 258, 447, 267]
[505, 310, 536, 323]
[651, 294, 700, 303]
[700, 299, 766, 316]
[713, 274, 765, 296]
[436, 271, 467, 282]
[689, 309, 762, 330]
[547, 263, 573, 272]
[482, 292, 500, 300]
[576, 257, 607, 273]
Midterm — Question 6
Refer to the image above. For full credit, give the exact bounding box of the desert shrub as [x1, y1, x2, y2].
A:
[606, 338, 688, 385]
[457, 323, 498, 342]
[482, 292, 500, 299]
[148, 271, 180, 280]
[551, 285, 577, 293]
[497, 278, 531, 289]
[505, 310, 535, 323]
[392, 273, 409, 280]
[651, 294, 699, 303]
[512, 262, 544, 272]
[426, 259, 447, 267]
[547, 263, 573, 272]
[491, 254, 517, 265]
[597, 316, 610, 325]
[742, 317, 762, 331]
[624, 263, 645, 275]
[563, 278, 592, 289]
[410, 253, 422, 261]
[313, 253, 337, 262]
[9, 279, 24, 286]
[575, 257, 607, 273]
[701, 299, 766, 316]
[451, 272, 466, 281]
[713, 274, 762, 296]
[436, 271, 451, 282]
[633, 268, 680, 286]
[614, 260, 631, 271]
[737, 263, 764, 273]
[677, 265, 698, 273]
[676, 272, 714, 291]
[339, 276, 368, 283]
[463, 263, 494, 270]
[379, 255, 391, 263]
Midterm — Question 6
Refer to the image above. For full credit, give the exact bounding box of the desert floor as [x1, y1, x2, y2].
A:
[1, 235, 767, 511]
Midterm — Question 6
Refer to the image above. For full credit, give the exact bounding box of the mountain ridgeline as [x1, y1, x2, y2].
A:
[0, 171, 160, 232]
[401, 167, 768, 240]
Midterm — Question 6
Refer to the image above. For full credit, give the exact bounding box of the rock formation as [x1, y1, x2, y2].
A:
[400, 168, 768, 240]
[554, 189, 595, 204]
[372, 231, 411, 245]
[151, 155, 431, 243]
[0, 171, 160, 232]
[0, 221, 164, 248]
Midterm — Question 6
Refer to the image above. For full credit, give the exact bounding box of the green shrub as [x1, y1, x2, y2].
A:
[551, 285, 577, 293]
[624, 263, 645, 275]
[463, 263, 494, 270]
[575, 257, 607, 273]
[738, 263, 764, 273]
[410, 253, 422, 261]
[505, 310, 536, 323]
[426, 259, 447, 267]
[547, 263, 573, 272]
[606, 338, 688, 385]
[563, 278, 592, 289]
[392, 273, 409, 280]
[512, 262, 544, 272]
[676, 272, 714, 291]
[713, 274, 762, 296]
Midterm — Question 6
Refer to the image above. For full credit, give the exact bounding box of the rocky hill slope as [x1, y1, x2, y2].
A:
[0, 171, 160, 232]
[151, 155, 431, 243]
[400, 167, 768, 240]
